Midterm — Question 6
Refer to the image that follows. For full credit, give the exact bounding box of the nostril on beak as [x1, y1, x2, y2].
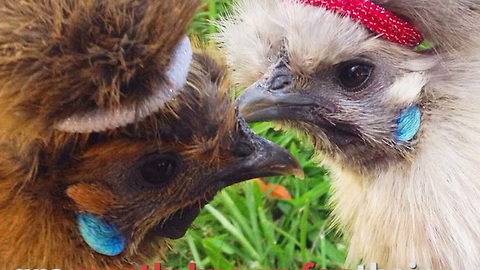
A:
[230, 141, 255, 158]
[269, 74, 292, 90]
[260, 60, 293, 91]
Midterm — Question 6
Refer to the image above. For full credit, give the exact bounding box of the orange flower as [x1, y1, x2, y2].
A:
[252, 178, 292, 200]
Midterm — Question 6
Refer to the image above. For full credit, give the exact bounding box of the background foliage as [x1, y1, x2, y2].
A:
[166, 1, 347, 269]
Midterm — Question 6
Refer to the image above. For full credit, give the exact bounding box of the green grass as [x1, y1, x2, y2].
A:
[165, 1, 347, 269]
[188, 0, 232, 43]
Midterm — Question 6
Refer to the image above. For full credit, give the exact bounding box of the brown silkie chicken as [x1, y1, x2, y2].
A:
[218, 0, 480, 269]
[0, 1, 302, 269]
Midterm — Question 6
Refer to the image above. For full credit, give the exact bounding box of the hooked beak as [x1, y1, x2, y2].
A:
[196, 117, 304, 195]
[217, 127, 304, 184]
[236, 59, 319, 124]
[237, 85, 317, 123]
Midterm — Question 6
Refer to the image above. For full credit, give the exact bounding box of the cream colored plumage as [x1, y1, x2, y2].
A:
[217, 0, 480, 269]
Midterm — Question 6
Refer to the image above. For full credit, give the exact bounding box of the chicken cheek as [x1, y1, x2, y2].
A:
[66, 183, 116, 215]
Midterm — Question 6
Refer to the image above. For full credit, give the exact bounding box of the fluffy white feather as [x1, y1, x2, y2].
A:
[218, 0, 480, 269]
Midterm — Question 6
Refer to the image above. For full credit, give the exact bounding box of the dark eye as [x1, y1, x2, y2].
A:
[337, 60, 374, 91]
[139, 153, 179, 187]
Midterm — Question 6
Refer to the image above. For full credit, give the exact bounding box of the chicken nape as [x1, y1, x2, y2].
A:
[0, 1, 303, 269]
[218, 0, 480, 269]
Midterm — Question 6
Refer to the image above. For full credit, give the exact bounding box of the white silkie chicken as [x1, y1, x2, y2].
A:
[217, 0, 480, 269]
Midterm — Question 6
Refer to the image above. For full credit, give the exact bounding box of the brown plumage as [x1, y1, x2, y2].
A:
[219, 0, 480, 269]
[0, 0, 198, 145]
[0, 1, 302, 269]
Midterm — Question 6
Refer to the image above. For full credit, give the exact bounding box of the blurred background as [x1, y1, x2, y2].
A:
[166, 1, 347, 269]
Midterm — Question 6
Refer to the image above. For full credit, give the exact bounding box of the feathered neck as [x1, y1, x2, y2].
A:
[327, 51, 480, 269]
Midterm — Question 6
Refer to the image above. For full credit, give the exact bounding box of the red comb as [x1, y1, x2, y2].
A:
[299, 0, 423, 47]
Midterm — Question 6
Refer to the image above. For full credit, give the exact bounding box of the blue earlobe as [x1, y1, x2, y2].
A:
[77, 213, 126, 256]
[396, 106, 422, 142]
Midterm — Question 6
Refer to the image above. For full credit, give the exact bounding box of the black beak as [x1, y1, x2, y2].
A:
[236, 60, 318, 123]
[221, 119, 304, 183]
[194, 117, 304, 196]
[237, 85, 317, 123]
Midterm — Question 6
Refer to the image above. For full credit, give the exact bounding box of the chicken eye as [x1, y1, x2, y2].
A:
[140, 153, 179, 186]
[337, 61, 374, 91]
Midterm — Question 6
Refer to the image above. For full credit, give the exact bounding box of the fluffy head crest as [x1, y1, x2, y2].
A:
[0, 0, 200, 144]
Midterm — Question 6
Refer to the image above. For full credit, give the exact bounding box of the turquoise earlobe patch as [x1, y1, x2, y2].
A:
[395, 106, 421, 142]
[77, 213, 126, 256]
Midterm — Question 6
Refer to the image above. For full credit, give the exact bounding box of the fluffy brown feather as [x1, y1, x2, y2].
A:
[0, 1, 301, 269]
[0, 0, 199, 146]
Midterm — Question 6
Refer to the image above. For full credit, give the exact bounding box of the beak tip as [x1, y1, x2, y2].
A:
[293, 167, 305, 180]
[268, 145, 304, 180]
[285, 158, 305, 180]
